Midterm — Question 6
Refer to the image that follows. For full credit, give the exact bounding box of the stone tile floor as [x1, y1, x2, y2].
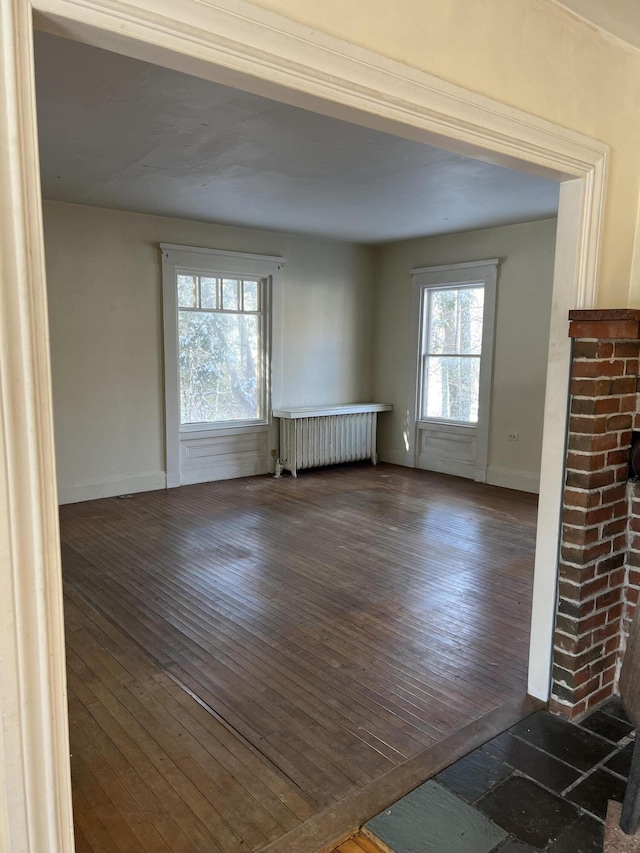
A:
[364, 699, 635, 853]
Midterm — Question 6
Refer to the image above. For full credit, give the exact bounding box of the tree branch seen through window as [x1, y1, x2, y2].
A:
[422, 285, 484, 423]
[177, 275, 265, 425]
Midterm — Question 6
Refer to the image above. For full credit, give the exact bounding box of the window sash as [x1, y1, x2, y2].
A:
[419, 283, 485, 424]
[178, 307, 260, 316]
[425, 283, 484, 357]
[177, 274, 262, 314]
[176, 271, 268, 427]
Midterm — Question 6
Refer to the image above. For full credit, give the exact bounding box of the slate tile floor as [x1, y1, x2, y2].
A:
[364, 699, 635, 853]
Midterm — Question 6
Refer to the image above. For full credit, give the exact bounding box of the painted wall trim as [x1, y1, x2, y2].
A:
[377, 456, 541, 494]
[411, 258, 501, 275]
[487, 465, 541, 494]
[32, 0, 608, 306]
[409, 259, 499, 484]
[527, 179, 586, 702]
[0, 0, 606, 849]
[57, 472, 167, 505]
[0, 3, 74, 851]
[160, 243, 289, 267]
[161, 243, 285, 486]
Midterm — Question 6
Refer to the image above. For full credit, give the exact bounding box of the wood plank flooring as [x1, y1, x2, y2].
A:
[60, 463, 538, 852]
[330, 833, 388, 853]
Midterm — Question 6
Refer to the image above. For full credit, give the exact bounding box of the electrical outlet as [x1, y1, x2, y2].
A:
[508, 432, 519, 441]
[271, 449, 277, 457]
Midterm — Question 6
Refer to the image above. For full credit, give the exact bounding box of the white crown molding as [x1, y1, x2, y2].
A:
[30, 0, 608, 174]
[0, 0, 608, 849]
[551, 0, 640, 54]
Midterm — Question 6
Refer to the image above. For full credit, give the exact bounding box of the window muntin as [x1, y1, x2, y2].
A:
[177, 273, 266, 426]
[420, 284, 484, 423]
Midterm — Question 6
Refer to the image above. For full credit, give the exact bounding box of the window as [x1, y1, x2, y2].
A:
[408, 259, 498, 482]
[176, 273, 265, 425]
[420, 284, 485, 423]
[161, 245, 285, 488]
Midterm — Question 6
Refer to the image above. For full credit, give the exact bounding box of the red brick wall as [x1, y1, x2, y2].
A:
[550, 316, 640, 719]
[623, 483, 640, 654]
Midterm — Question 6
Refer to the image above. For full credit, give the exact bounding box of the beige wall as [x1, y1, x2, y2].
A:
[374, 218, 557, 491]
[43, 201, 374, 500]
[248, 0, 640, 308]
[44, 201, 555, 498]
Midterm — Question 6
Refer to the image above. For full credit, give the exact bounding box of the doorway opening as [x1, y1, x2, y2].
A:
[37, 29, 557, 850]
[0, 3, 606, 848]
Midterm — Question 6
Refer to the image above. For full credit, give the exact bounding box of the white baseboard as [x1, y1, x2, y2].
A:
[474, 465, 488, 483]
[378, 453, 540, 494]
[378, 448, 414, 467]
[57, 472, 167, 505]
[56, 461, 538, 501]
[487, 465, 540, 494]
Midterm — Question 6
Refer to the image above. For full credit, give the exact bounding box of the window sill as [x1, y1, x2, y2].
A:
[180, 422, 270, 440]
[417, 419, 478, 430]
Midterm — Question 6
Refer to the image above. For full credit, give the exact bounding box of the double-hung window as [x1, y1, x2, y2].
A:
[177, 273, 266, 426]
[161, 245, 285, 487]
[410, 259, 498, 482]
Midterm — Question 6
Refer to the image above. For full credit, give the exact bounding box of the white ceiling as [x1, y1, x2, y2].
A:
[555, 0, 640, 50]
[34, 32, 559, 245]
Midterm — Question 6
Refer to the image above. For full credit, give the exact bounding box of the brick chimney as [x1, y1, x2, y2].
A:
[551, 310, 640, 718]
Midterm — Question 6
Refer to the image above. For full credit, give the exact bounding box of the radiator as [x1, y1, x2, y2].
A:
[273, 404, 392, 477]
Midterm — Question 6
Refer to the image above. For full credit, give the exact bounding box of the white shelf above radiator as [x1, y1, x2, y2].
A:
[273, 403, 392, 419]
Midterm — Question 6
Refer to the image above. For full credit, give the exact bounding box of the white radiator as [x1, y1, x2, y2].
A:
[273, 404, 392, 477]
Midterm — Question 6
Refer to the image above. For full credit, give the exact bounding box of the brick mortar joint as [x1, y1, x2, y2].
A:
[565, 496, 629, 508]
[557, 547, 628, 570]
[566, 439, 630, 449]
[556, 585, 627, 608]
[553, 652, 614, 675]
[563, 516, 626, 528]
[571, 395, 634, 400]
[554, 601, 622, 636]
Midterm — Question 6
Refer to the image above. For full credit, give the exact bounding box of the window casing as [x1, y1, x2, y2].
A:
[161, 245, 285, 488]
[408, 259, 498, 481]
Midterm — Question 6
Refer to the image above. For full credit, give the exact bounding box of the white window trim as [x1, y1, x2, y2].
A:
[408, 259, 499, 482]
[161, 244, 286, 487]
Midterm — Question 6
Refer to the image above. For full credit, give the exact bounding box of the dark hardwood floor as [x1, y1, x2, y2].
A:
[60, 463, 538, 852]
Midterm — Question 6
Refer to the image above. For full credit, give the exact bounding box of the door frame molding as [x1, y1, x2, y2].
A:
[0, 0, 607, 848]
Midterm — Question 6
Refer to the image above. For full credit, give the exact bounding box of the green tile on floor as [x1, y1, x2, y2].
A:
[365, 780, 508, 853]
